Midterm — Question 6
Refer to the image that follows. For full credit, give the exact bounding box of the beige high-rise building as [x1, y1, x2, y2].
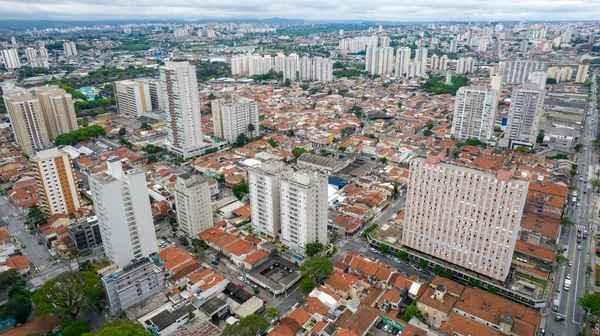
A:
[451, 86, 499, 141]
[174, 172, 213, 238]
[32, 148, 82, 216]
[32, 85, 79, 139]
[4, 85, 78, 154]
[212, 96, 260, 144]
[403, 152, 529, 282]
[575, 63, 589, 83]
[4, 92, 51, 154]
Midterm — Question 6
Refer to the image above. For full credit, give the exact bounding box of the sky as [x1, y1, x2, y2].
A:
[0, 0, 599, 22]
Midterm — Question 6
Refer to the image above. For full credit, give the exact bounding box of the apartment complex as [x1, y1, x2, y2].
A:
[174, 172, 213, 238]
[456, 57, 475, 74]
[394, 47, 410, 77]
[211, 96, 260, 143]
[403, 152, 529, 282]
[280, 169, 328, 255]
[248, 161, 286, 240]
[1, 48, 21, 69]
[89, 160, 158, 268]
[32, 148, 82, 216]
[451, 86, 499, 141]
[500, 60, 547, 84]
[365, 46, 395, 76]
[63, 41, 77, 57]
[4, 92, 51, 154]
[3, 85, 78, 154]
[297, 56, 334, 83]
[575, 63, 589, 83]
[32, 85, 79, 139]
[249, 161, 328, 254]
[500, 83, 546, 148]
[115, 79, 154, 118]
[160, 61, 205, 159]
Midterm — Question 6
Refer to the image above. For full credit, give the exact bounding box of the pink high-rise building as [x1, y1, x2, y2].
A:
[402, 152, 529, 281]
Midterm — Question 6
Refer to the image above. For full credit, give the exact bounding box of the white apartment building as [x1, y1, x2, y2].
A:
[38, 47, 48, 59]
[32, 148, 82, 216]
[115, 79, 153, 118]
[212, 96, 260, 143]
[456, 57, 475, 74]
[449, 39, 458, 53]
[501, 60, 547, 84]
[365, 47, 394, 76]
[63, 41, 77, 57]
[451, 86, 499, 141]
[296, 56, 333, 83]
[575, 63, 589, 83]
[403, 152, 529, 282]
[338, 36, 378, 53]
[414, 48, 428, 76]
[89, 160, 158, 268]
[527, 71, 547, 90]
[283, 53, 299, 81]
[249, 161, 287, 240]
[280, 169, 328, 255]
[1, 48, 21, 69]
[395, 47, 411, 77]
[24, 47, 37, 62]
[174, 172, 213, 238]
[500, 83, 546, 148]
[160, 61, 205, 159]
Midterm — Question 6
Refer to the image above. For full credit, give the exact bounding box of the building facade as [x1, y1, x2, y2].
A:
[280, 169, 328, 255]
[89, 160, 158, 268]
[115, 79, 153, 118]
[160, 61, 205, 159]
[451, 86, 499, 141]
[32, 148, 82, 216]
[32, 85, 79, 139]
[174, 172, 213, 238]
[63, 41, 77, 57]
[501, 83, 546, 148]
[249, 161, 286, 240]
[3, 92, 51, 154]
[211, 96, 260, 144]
[1, 48, 21, 69]
[402, 153, 528, 282]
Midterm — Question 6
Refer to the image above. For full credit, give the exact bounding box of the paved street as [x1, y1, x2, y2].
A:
[546, 71, 597, 336]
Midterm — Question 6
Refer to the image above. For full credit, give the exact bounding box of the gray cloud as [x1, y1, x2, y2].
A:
[0, 0, 598, 21]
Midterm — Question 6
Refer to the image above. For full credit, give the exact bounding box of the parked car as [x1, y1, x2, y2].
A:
[554, 315, 565, 322]
[566, 274, 571, 280]
[237, 276, 245, 282]
[382, 324, 390, 332]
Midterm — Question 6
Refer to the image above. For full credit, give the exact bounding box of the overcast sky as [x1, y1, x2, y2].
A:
[0, 0, 599, 22]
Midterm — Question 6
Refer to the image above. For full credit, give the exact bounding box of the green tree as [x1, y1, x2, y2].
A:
[0, 292, 32, 324]
[83, 321, 149, 336]
[379, 244, 390, 253]
[0, 269, 19, 291]
[139, 123, 152, 131]
[232, 183, 249, 200]
[555, 254, 569, 265]
[284, 78, 291, 86]
[418, 259, 428, 268]
[338, 146, 347, 152]
[392, 185, 400, 200]
[560, 216, 575, 226]
[300, 256, 333, 285]
[268, 138, 278, 148]
[63, 320, 91, 336]
[487, 287, 497, 295]
[575, 143, 584, 152]
[207, 93, 216, 100]
[300, 84, 310, 90]
[589, 178, 600, 191]
[288, 129, 295, 136]
[222, 325, 252, 336]
[396, 251, 409, 260]
[423, 129, 433, 136]
[247, 123, 256, 134]
[254, 287, 260, 295]
[360, 122, 365, 128]
[234, 133, 247, 147]
[380, 157, 387, 164]
[300, 277, 316, 292]
[398, 102, 403, 109]
[292, 147, 309, 158]
[327, 89, 333, 95]
[147, 155, 158, 164]
[33, 271, 101, 320]
[118, 127, 126, 136]
[319, 149, 327, 154]
[28, 204, 48, 227]
[578, 293, 600, 316]
[267, 307, 278, 317]
[217, 174, 226, 183]
[240, 314, 269, 335]
[305, 242, 324, 257]
[402, 302, 418, 321]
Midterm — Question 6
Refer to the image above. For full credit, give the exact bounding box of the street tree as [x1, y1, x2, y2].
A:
[300, 277, 316, 292]
[560, 216, 575, 226]
[33, 271, 101, 320]
[300, 256, 333, 285]
[292, 147, 308, 158]
[83, 321, 149, 336]
[589, 178, 600, 191]
[28, 204, 48, 227]
[267, 307, 278, 317]
[392, 185, 400, 200]
[62, 320, 92, 336]
[578, 293, 600, 316]
[555, 254, 569, 265]
[240, 314, 269, 335]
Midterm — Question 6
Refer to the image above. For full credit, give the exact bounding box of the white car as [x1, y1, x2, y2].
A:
[577, 245, 582, 250]
[237, 276, 245, 282]
[383, 324, 390, 332]
[370, 248, 377, 253]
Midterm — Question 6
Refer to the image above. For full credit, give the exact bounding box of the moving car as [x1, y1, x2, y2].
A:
[554, 315, 565, 322]
[237, 276, 245, 282]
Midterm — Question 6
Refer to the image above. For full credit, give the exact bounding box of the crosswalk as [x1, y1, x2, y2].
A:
[35, 260, 60, 272]
[1, 215, 9, 221]
[576, 225, 587, 231]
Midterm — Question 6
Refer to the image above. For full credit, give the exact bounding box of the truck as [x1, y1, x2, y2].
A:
[564, 279, 571, 291]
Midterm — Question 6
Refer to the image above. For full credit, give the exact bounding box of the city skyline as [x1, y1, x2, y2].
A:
[0, 0, 599, 22]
